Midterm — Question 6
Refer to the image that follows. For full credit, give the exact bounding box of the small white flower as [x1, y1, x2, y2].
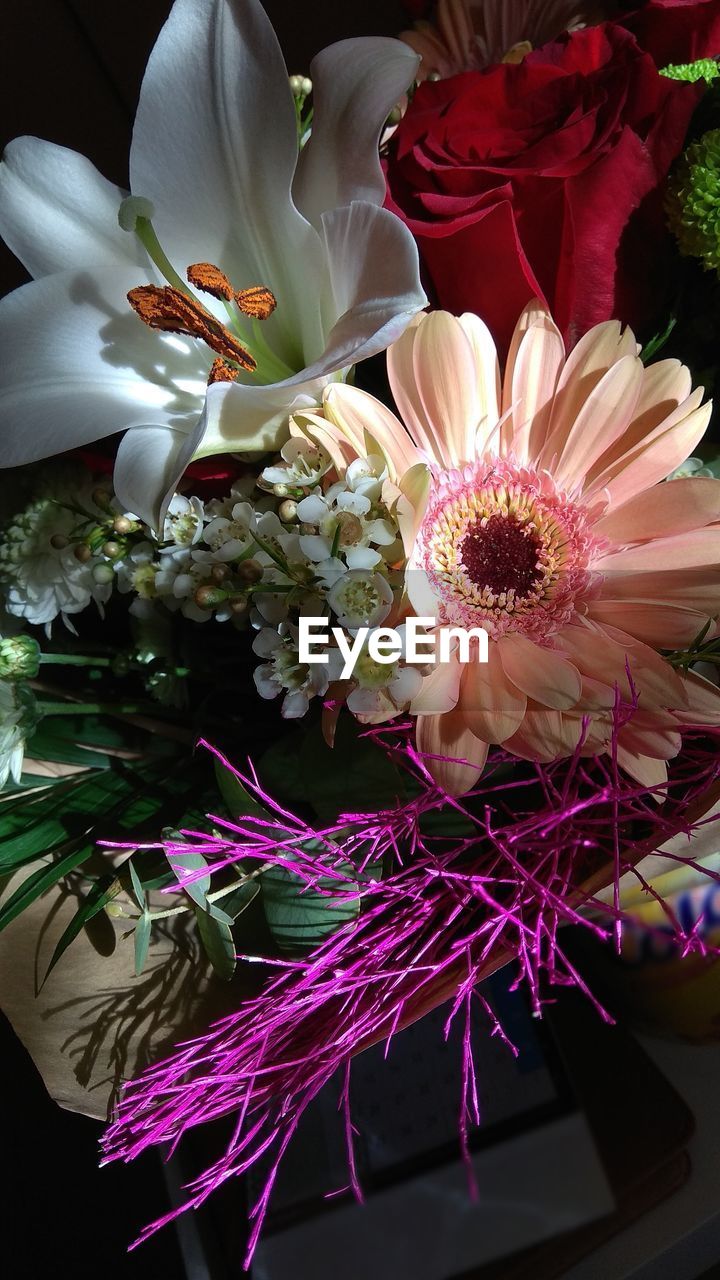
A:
[327, 570, 393, 630]
[262, 438, 331, 489]
[160, 494, 204, 549]
[252, 627, 328, 718]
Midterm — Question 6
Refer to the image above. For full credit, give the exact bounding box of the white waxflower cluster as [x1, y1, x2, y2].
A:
[0, 446, 425, 725]
[0, 468, 114, 634]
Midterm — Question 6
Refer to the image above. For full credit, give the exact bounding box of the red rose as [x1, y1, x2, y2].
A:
[385, 25, 701, 353]
[620, 0, 720, 66]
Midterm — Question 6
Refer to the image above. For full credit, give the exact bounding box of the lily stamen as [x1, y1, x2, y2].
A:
[127, 284, 258, 372]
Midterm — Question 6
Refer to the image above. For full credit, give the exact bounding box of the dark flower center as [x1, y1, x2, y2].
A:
[459, 514, 542, 596]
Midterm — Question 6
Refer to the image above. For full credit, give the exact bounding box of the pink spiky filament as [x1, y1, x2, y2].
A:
[101, 725, 720, 1266]
[417, 458, 598, 640]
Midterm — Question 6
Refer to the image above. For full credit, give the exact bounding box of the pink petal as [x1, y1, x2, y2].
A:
[588, 599, 715, 648]
[504, 313, 565, 464]
[593, 477, 720, 543]
[503, 706, 584, 763]
[456, 312, 501, 456]
[675, 672, 720, 728]
[459, 643, 527, 743]
[552, 354, 644, 492]
[585, 392, 712, 509]
[615, 747, 668, 791]
[416, 708, 488, 795]
[410, 650, 461, 715]
[411, 311, 482, 467]
[597, 528, 720, 573]
[498, 634, 581, 711]
[323, 384, 421, 478]
[538, 320, 638, 472]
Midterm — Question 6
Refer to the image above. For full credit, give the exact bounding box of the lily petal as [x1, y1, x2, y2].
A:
[0, 138, 144, 278]
[0, 267, 186, 466]
[294, 38, 419, 228]
[114, 426, 196, 529]
[129, 0, 322, 359]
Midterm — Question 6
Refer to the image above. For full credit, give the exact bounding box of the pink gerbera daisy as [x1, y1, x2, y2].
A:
[401, 0, 611, 77]
[295, 303, 720, 793]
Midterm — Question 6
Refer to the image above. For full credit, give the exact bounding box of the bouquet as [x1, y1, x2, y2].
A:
[2, 0, 720, 1265]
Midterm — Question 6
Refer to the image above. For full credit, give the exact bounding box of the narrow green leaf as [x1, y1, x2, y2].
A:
[128, 859, 146, 910]
[134, 913, 152, 976]
[42, 875, 118, 983]
[0, 845, 99, 933]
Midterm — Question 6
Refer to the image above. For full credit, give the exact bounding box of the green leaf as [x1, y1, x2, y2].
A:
[214, 757, 268, 821]
[128, 859, 146, 910]
[166, 849, 211, 908]
[261, 843, 360, 955]
[134, 912, 152, 976]
[0, 845, 100, 933]
[195, 907, 237, 980]
[216, 878, 261, 922]
[259, 717, 403, 825]
[42, 875, 118, 983]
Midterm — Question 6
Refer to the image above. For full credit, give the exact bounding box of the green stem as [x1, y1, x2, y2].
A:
[135, 217, 192, 296]
[36, 701, 152, 717]
[39, 654, 111, 668]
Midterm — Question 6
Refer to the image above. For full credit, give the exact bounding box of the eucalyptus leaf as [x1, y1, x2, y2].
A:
[214, 758, 268, 821]
[261, 844, 360, 955]
[195, 907, 237, 981]
[133, 912, 152, 976]
[128, 859, 146, 910]
[167, 849, 211, 908]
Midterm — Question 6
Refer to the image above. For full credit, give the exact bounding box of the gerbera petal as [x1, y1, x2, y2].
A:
[585, 391, 712, 509]
[586, 359, 694, 479]
[411, 311, 482, 466]
[538, 320, 638, 470]
[322, 384, 421, 479]
[552, 354, 644, 492]
[615, 747, 668, 791]
[386, 316, 436, 455]
[597, 529, 720, 573]
[293, 38, 419, 228]
[410, 652, 462, 715]
[503, 311, 565, 464]
[456, 312, 501, 455]
[587, 600, 715, 648]
[502, 707, 583, 763]
[129, 0, 322, 355]
[0, 138, 145, 279]
[416, 707, 488, 795]
[0, 267, 183, 466]
[675, 672, 720, 727]
[460, 644, 527, 743]
[593, 477, 720, 543]
[498, 634, 581, 711]
[618, 718, 682, 761]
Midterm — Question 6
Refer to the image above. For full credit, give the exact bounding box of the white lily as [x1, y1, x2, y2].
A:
[0, 0, 426, 529]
